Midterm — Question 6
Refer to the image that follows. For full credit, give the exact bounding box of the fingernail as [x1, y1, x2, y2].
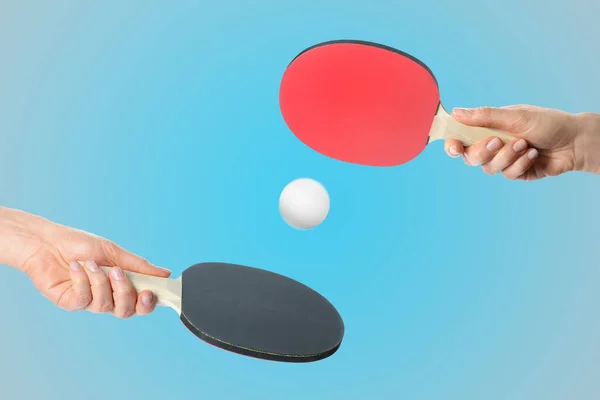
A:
[453, 108, 472, 117]
[111, 267, 124, 281]
[157, 266, 171, 273]
[528, 148, 538, 160]
[449, 145, 460, 156]
[486, 138, 501, 152]
[513, 139, 527, 153]
[142, 292, 154, 306]
[85, 260, 99, 272]
[69, 261, 82, 272]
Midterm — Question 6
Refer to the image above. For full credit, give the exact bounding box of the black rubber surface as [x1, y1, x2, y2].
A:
[180, 262, 344, 362]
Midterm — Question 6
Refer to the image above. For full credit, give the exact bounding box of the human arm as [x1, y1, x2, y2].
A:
[0, 206, 170, 317]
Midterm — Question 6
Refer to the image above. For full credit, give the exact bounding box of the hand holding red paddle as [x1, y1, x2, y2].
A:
[279, 40, 600, 181]
[446, 105, 599, 181]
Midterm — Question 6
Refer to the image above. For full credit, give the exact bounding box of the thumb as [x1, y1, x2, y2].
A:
[103, 241, 171, 278]
[452, 106, 527, 131]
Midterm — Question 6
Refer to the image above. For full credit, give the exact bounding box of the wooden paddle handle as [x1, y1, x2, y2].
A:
[443, 116, 515, 146]
[99, 266, 182, 314]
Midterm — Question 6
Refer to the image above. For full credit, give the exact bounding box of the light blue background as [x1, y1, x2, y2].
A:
[1, 1, 599, 399]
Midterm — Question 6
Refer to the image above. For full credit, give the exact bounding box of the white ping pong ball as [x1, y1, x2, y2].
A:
[279, 178, 330, 230]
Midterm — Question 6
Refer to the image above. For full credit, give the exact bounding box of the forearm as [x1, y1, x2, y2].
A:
[575, 113, 600, 174]
[0, 206, 50, 271]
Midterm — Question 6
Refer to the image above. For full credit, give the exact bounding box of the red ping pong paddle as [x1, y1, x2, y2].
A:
[279, 40, 515, 166]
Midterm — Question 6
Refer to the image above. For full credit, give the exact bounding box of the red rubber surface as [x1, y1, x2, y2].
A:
[280, 41, 440, 166]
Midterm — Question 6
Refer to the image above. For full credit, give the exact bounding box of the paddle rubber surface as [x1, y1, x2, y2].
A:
[180, 263, 344, 362]
[280, 40, 441, 166]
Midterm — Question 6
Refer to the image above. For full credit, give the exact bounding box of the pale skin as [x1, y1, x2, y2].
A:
[444, 105, 600, 180]
[0, 207, 171, 318]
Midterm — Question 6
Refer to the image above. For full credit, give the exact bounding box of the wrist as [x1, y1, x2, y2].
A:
[574, 113, 600, 174]
[0, 207, 54, 271]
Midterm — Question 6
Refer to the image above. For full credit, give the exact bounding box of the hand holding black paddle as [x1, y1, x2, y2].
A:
[94, 262, 344, 363]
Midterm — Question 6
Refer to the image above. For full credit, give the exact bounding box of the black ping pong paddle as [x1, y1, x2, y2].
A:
[96, 262, 344, 363]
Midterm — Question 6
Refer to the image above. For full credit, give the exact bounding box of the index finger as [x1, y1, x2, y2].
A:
[102, 241, 171, 277]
